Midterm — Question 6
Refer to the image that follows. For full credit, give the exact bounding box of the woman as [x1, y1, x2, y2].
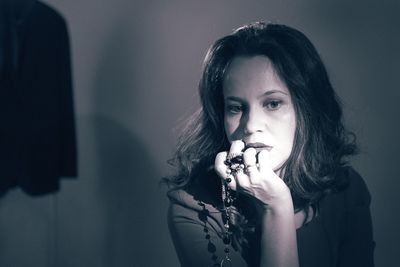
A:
[165, 22, 374, 267]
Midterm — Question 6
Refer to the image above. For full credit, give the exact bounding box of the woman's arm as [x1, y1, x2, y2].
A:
[259, 198, 299, 267]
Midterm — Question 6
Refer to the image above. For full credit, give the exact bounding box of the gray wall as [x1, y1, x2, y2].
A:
[0, 0, 399, 266]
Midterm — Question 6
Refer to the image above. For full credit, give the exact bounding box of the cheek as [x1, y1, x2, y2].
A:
[274, 113, 296, 152]
[284, 115, 297, 153]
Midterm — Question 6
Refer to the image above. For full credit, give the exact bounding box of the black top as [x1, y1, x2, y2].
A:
[167, 167, 375, 267]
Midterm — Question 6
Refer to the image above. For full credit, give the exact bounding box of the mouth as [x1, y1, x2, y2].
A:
[245, 142, 273, 152]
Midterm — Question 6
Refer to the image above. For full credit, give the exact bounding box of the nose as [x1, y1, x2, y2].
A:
[243, 107, 264, 135]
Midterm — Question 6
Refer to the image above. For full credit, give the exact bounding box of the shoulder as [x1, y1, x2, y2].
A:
[324, 167, 375, 265]
[335, 166, 371, 208]
[315, 167, 372, 238]
[168, 188, 212, 214]
[167, 186, 221, 216]
[317, 166, 372, 226]
[320, 167, 371, 209]
[167, 187, 225, 234]
[168, 172, 222, 212]
[167, 174, 221, 211]
[315, 167, 373, 247]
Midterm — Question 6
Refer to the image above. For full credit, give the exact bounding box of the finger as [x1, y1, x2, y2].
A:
[234, 168, 250, 191]
[215, 151, 237, 190]
[214, 151, 229, 178]
[243, 148, 259, 184]
[257, 150, 275, 177]
[228, 140, 245, 157]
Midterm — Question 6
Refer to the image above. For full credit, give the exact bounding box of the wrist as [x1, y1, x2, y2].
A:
[258, 196, 295, 216]
[258, 188, 293, 211]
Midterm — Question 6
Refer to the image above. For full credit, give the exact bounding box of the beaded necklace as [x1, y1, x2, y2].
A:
[197, 153, 243, 266]
[197, 178, 236, 267]
[220, 179, 234, 267]
[219, 153, 243, 266]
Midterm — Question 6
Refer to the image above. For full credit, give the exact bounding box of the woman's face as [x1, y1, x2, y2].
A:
[223, 55, 296, 171]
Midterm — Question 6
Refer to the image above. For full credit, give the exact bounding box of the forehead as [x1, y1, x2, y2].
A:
[223, 55, 289, 96]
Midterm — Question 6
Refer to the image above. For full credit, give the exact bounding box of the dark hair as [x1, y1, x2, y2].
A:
[166, 22, 357, 211]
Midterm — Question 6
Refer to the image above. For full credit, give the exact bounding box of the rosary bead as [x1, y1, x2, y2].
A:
[223, 235, 231, 244]
[230, 155, 243, 164]
[198, 209, 209, 222]
[208, 242, 216, 253]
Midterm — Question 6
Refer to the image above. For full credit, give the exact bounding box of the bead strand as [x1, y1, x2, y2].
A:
[221, 180, 233, 267]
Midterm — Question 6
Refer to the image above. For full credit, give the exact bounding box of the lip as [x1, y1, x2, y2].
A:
[245, 142, 273, 152]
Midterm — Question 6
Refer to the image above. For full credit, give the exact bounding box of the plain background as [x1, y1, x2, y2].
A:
[0, 0, 399, 266]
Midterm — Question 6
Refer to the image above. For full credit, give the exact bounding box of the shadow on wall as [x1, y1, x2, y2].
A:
[68, 114, 168, 267]
[94, 115, 163, 266]
[89, 17, 172, 267]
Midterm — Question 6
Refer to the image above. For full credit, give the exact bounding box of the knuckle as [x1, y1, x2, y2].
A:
[245, 165, 258, 173]
[216, 151, 227, 159]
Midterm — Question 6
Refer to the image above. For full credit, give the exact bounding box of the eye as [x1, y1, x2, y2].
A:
[225, 104, 243, 114]
[264, 100, 282, 110]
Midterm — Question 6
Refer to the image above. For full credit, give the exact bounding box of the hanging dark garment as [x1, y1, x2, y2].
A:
[0, 0, 77, 196]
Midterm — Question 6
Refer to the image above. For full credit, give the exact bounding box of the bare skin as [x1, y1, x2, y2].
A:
[214, 56, 300, 267]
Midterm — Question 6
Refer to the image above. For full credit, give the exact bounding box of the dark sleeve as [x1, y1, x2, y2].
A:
[168, 201, 248, 267]
[337, 169, 375, 267]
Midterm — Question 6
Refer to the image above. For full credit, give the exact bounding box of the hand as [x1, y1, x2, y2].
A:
[215, 140, 292, 211]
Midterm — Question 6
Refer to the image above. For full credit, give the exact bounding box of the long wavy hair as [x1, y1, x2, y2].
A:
[165, 22, 357, 212]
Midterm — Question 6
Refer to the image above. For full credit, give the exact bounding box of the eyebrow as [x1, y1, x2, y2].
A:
[224, 90, 288, 101]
